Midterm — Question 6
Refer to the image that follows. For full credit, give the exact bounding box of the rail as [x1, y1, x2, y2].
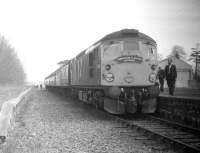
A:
[108, 114, 200, 153]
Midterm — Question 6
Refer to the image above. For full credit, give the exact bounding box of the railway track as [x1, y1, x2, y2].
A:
[109, 114, 200, 153]
[51, 90, 200, 152]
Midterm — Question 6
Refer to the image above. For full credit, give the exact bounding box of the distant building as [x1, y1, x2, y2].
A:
[159, 56, 193, 88]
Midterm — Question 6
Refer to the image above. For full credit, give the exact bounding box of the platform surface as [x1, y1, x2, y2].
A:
[159, 88, 200, 99]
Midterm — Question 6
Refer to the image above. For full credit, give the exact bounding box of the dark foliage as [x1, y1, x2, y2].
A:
[189, 47, 200, 80]
[0, 36, 26, 84]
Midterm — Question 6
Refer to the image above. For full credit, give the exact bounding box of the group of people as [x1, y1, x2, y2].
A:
[157, 58, 177, 96]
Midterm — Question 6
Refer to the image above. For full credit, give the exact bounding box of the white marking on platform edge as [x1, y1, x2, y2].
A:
[0, 88, 31, 137]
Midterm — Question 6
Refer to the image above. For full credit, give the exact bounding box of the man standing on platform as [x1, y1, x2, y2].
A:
[165, 58, 177, 95]
[157, 67, 165, 92]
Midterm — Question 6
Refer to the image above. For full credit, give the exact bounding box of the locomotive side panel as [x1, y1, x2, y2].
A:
[71, 48, 101, 86]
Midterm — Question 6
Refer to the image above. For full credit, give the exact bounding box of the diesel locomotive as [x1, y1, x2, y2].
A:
[45, 29, 160, 114]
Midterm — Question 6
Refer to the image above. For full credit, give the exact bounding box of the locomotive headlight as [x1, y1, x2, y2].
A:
[104, 73, 114, 82]
[151, 64, 157, 70]
[149, 72, 157, 83]
[105, 64, 111, 70]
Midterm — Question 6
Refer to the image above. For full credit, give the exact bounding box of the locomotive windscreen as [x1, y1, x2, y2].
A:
[123, 41, 139, 51]
[103, 40, 143, 63]
[103, 41, 122, 60]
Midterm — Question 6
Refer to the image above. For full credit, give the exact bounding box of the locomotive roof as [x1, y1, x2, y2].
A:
[99, 29, 156, 44]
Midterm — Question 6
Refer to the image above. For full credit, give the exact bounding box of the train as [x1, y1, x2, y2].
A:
[44, 29, 160, 114]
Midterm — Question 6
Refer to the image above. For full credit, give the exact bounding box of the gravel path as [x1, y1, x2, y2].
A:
[0, 89, 177, 153]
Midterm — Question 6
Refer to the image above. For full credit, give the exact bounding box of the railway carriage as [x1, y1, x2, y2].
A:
[45, 29, 159, 114]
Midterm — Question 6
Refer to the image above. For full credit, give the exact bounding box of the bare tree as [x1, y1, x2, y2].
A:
[0, 36, 26, 84]
[189, 43, 200, 80]
[169, 45, 186, 59]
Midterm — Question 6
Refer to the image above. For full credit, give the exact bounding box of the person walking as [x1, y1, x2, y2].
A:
[40, 84, 42, 90]
[157, 67, 165, 92]
[165, 58, 177, 95]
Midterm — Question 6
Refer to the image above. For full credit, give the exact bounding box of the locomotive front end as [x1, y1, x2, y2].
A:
[100, 29, 159, 114]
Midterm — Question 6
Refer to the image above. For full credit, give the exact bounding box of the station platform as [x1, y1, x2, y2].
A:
[157, 89, 200, 129]
[159, 88, 200, 99]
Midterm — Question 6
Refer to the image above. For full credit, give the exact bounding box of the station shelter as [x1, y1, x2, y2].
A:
[159, 56, 193, 88]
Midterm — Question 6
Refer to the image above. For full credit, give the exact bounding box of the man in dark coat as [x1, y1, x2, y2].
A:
[157, 67, 165, 92]
[165, 58, 177, 95]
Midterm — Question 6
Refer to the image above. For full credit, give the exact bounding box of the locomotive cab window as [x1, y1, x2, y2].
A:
[148, 47, 156, 56]
[146, 45, 156, 61]
[150, 48, 154, 54]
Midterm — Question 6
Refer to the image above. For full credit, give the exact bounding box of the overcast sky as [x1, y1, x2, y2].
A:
[0, 0, 200, 83]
